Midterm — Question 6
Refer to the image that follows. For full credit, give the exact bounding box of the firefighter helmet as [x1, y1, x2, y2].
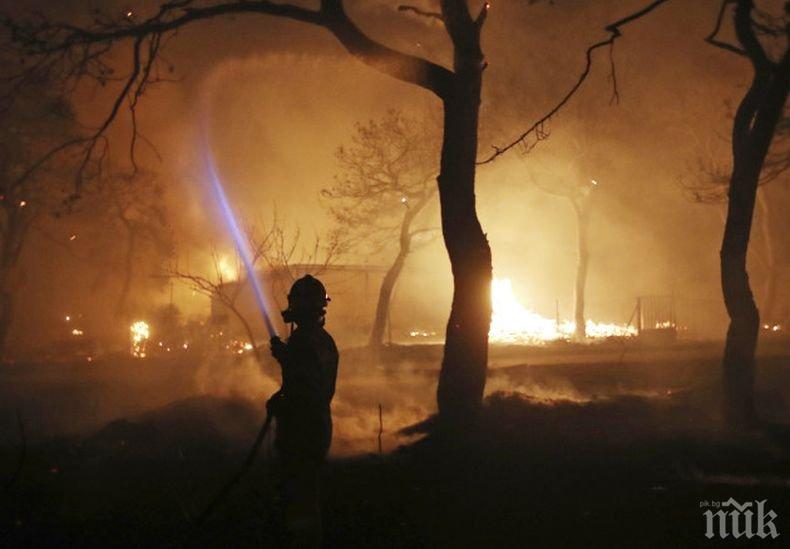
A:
[282, 275, 330, 323]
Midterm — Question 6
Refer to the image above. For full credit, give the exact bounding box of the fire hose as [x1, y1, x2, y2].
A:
[195, 402, 273, 526]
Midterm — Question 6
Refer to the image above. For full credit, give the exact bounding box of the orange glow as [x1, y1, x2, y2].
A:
[488, 278, 636, 344]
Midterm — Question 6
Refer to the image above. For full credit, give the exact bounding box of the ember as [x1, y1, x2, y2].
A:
[130, 321, 150, 358]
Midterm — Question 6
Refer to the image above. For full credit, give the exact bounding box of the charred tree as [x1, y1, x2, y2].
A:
[323, 111, 438, 350]
[572, 196, 591, 340]
[529, 162, 598, 341]
[708, 0, 790, 426]
[76, 171, 173, 320]
[682, 108, 788, 331]
[369, 192, 434, 348]
[0, 79, 77, 357]
[684, 179, 783, 327]
[434, 2, 492, 423]
[109, 178, 170, 319]
[2, 0, 493, 421]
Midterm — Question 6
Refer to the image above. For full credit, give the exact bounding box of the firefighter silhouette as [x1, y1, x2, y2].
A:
[268, 274, 338, 547]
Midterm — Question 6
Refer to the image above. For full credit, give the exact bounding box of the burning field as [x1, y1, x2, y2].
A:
[488, 278, 637, 344]
[4, 335, 790, 456]
[2, 338, 790, 546]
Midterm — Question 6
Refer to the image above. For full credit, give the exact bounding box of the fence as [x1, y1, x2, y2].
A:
[634, 295, 729, 341]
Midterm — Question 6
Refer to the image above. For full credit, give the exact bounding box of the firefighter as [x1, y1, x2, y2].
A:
[267, 274, 338, 547]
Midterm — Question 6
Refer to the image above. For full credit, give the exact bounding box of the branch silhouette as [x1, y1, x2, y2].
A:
[480, 0, 671, 165]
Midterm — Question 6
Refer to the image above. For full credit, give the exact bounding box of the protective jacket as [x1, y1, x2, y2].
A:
[271, 325, 338, 462]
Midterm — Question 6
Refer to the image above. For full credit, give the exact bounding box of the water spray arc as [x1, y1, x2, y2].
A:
[202, 146, 278, 339]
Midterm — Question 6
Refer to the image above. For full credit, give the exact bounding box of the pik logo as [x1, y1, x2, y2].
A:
[703, 498, 780, 539]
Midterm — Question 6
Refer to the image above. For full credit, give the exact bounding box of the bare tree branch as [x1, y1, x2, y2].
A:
[706, 0, 749, 57]
[2, 0, 455, 188]
[168, 215, 340, 354]
[322, 110, 439, 256]
[732, 0, 775, 69]
[479, 0, 671, 165]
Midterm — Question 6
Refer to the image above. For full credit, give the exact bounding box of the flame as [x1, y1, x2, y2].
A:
[488, 278, 635, 344]
[489, 278, 561, 343]
[217, 255, 238, 281]
[130, 321, 150, 358]
[224, 339, 255, 355]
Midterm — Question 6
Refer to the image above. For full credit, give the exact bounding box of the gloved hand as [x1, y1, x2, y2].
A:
[270, 336, 288, 364]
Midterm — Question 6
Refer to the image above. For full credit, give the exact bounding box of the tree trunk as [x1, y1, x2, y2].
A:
[721, 3, 789, 426]
[572, 201, 590, 340]
[721, 161, 761, 426]
[368, 194, 430, 349]
[369, 250, 408, 349]
[435, 54, 492, 424]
